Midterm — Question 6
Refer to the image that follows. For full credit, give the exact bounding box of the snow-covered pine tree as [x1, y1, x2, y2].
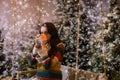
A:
[103, 0, 120, 79]
[0, 30, 13, 78]
[55, 0, 79, 67]
[89, 0, 120, 79]
[0, 30, 5, 77]
[55, 0, 99, 69]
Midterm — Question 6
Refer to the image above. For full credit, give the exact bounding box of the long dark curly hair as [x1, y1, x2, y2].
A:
[39, 22, 62, 56]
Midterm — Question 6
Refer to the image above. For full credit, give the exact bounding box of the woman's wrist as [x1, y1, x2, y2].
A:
[42, 55, 49, 60]
[32, 53, 38, 57]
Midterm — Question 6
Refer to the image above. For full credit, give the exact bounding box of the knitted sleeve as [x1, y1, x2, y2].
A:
[55, 51, 63, 62]
[29, 54, 37, 65]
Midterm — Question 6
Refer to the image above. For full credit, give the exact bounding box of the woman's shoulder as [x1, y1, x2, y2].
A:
[56, 42, 66, 55]
[56, 42, 65, 50]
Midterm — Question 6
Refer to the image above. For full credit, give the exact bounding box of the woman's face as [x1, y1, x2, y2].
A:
[41, 26, 51, 41]
[41, 26, 48, 34]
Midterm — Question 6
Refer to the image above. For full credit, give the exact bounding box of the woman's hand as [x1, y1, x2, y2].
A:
[36, 34, 48, 46]
[37, 44, 51, 59]
[34, 34, 51, 59]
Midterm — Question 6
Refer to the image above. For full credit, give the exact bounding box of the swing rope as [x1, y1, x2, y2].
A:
[38, 0, 42, 24]
[100, 0, 104, 52]
[100, 0, 107, 74]
[75, 0, 81, 80]
[12, 0, 17, 79]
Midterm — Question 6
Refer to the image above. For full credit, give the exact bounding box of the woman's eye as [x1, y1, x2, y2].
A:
[41, 32, 48, 34]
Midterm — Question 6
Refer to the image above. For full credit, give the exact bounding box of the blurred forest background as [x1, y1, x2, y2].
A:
[0, 0, 120, 80]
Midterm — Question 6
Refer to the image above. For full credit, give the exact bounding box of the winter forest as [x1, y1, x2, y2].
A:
[0, 0, 120, 80]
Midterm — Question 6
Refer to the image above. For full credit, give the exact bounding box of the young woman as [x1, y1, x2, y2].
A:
[29, 22, 65, 80]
